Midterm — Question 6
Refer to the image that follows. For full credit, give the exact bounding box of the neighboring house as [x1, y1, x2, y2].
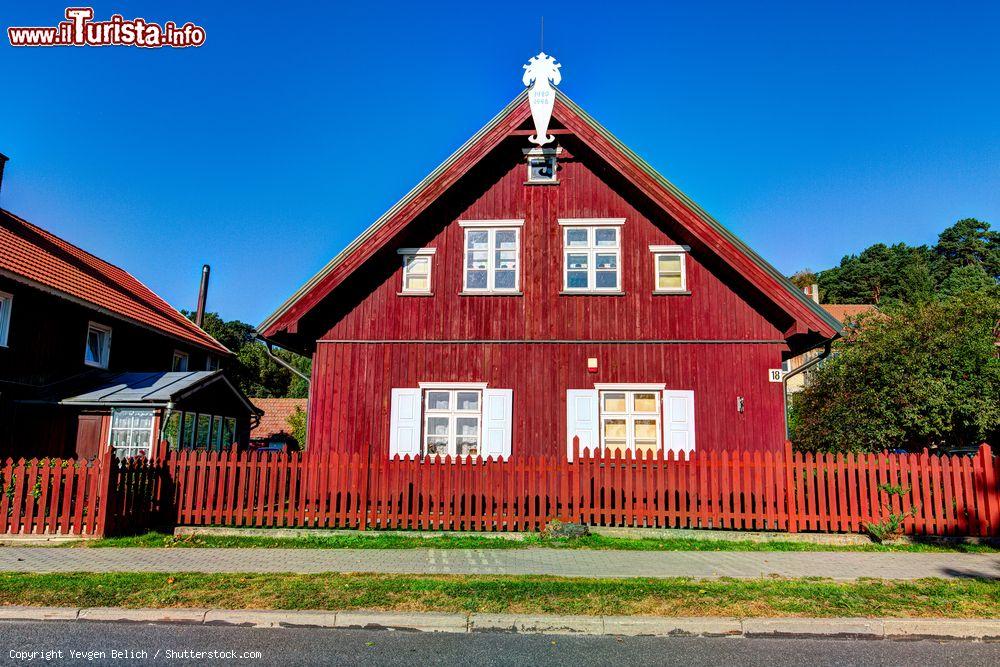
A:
[258, 86, 841, 461]
[249, 398, 307, 450]
[783, 285, 878, 393]
[0, 182, 256, 459]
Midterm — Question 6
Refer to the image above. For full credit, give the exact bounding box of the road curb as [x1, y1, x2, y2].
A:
[1, 607, 998, 641]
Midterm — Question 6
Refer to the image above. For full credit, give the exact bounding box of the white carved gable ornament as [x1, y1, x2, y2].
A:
[522, 52, 561, 146]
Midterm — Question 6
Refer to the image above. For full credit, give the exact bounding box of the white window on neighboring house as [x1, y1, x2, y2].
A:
[423, 388, 482, 458]
[600, 390, 661, 457]
[0, 290, 12, 347]
[172, 350, 189, 372]
[459, 221, 523, 293]
[84, 321, 112, 368]
[109, 408, 155, 459]
[397, 248, 435, 294]
[560, 220, 624, 292]
[649, 245, 689, 293]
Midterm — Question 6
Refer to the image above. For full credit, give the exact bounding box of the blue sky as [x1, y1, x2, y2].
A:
[2, 1, 997, 324]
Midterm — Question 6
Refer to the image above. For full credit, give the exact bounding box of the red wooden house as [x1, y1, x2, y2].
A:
[259, 87, 841, 461]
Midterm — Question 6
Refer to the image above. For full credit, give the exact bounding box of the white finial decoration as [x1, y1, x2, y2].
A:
[522, 52, 561, 146]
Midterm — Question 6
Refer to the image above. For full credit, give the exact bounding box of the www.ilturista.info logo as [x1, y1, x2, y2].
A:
[8, 7, 206, 48]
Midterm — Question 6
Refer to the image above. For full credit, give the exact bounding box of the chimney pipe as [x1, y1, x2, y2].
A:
[195, 264, 210, 328]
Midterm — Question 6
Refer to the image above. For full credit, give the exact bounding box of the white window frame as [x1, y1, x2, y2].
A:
[84, 321, 112, 369]
[397, 247, 436, 294]
[527, 154, 558, 183]
[459, 223, 522, 293]
[205, 355, 220, 371]
[560, 222, 623, 293]
[421, 387, 483, 458]
[108, 407, 155, 459]
[649, 245, 689, 293]
[0, 290, 11, 347]
[172, 350, 189, 372]
[598, 388, 662, 456]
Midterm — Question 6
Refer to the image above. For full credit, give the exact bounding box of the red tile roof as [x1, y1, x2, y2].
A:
[250, 398, 307, 439]
[0, 208, 229, 354]
[822, 304, 878, 323]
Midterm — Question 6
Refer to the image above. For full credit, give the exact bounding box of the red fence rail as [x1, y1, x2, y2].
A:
[161, 442, 1000, 536]
[4, 443, 998, 537]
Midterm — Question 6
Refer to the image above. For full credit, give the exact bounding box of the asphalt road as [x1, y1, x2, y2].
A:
[1, 621, 999, 666]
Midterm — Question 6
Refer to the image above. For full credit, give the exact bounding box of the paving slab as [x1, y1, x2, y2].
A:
[334, 611, 468, 633]
[742, 617, 885, 638]
[472, 614, 604, 635]
[602, 615, 741, 636]
[204, 609, 338, 628]
[883, 618, 1000, 640]
[1, 547, 997, 580]
[0, 606, 80, 621]
[78, 607, 208, 624]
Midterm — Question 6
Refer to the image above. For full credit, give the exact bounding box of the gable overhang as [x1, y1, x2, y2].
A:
[258, 89, 840, 348]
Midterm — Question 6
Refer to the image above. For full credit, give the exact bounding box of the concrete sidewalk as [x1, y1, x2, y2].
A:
[1, 606, 999, 641]
[1, 547, 998, 580]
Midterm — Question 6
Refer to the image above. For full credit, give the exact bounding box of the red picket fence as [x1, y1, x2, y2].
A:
[4, 443, 998, 537]
[0, 449, 162, 537]
[161, 442, 1000, 536]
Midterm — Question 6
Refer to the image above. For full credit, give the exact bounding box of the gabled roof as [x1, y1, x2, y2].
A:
[821, 304, 878, 323]
[259, 89, 841, 342]
[60, 370, 259, 414]
[249, 397, 306, 439]
[0, 209, 230, 355]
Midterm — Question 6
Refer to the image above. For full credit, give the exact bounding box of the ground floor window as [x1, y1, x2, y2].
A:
[599, 390, 661, 456]
[163, 410, 237, 452]
[109, 408, 155, 459]
[423, 388, 481, 458]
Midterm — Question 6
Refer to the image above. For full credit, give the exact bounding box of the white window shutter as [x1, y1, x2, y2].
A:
[566, 389, 599, 461]
[388, 388, 422, 458]
[662, 389, 696, 454]
[481, 388, 513, 460]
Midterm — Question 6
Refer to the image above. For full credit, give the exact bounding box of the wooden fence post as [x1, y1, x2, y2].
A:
[358, 446, 372, 530]
[784, 440, 798, 533]
[93, 446, 118, 538]
[978, 443, 998, 536]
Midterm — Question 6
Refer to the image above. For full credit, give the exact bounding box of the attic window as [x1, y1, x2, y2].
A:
[172, 350, 189, 372]
[84, 321, 112, 368]
[397, 248, 436, 295]
[524, 147, 561, 184]
[0, 290, 11, 347]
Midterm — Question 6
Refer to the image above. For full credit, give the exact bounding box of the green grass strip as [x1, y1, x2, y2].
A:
[75, 531, 999, 554]
[1, 573, 997, 618]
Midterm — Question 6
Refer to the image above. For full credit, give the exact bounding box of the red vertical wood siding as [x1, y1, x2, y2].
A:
[306, 143, 793, 457]
[310, 341, 785, 456]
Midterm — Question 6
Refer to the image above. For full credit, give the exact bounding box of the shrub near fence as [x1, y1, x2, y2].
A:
[163, 441, 1000, 537]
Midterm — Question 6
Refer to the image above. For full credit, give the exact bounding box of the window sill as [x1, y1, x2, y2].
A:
[523, 180, 560, 186]
[397, 292, 434, 297]
[84, 360, 108, 369]
[560, 291, 626, 296]
[459, 291, 523, 296]
[653, 290, 691, 296]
